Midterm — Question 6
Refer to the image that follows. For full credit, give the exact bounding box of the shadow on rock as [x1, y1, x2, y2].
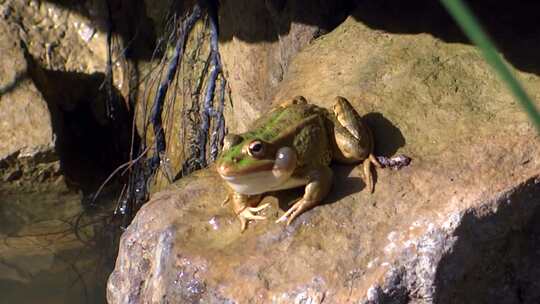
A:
[222, 0, 540, 76]
[41, 0, 156, 60]
[273, 164, 366, 215]
[364, 112, 406, 157]
[433, 177, 540, 303]
[40, 0, 540, 75]
[326, 164, 365, 204]
[27, 58, 135, 194]
[219, 0, 354, 42]
[350, 0, 540, 75]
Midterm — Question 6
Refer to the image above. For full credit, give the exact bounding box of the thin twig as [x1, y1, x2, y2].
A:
[92, 146, 150, 203]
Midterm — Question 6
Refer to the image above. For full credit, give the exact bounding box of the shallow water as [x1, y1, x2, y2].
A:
[0, 183, 118, 304]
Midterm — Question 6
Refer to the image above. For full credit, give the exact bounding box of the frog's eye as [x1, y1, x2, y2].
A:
[247, 140, 264, 158]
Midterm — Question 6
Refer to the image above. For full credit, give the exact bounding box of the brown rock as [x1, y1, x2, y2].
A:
[0, 19, 58, 183]
[133, 20, 210, 192]
[2, 0, 108, 74]
[0, 0, 146, 187]
[108, 15, 540, 304]
[137, 0, 352, 190]
[219, 0, 351, 132]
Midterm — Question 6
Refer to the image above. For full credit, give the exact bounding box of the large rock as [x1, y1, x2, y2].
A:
[138, 0, 353, 190]
[107, 15, 540, 303]
[0, 0, 146, 188]
[219, 0, 352, 132]
[2, 0, 108, 74]
[0, 19, 59, 183]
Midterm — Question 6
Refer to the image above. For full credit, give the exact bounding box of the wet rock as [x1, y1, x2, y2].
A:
[0, 19, 59, 184]
[108, 14, 540, 304]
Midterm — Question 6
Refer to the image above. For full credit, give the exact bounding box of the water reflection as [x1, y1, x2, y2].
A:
[0, 183, 119, 304]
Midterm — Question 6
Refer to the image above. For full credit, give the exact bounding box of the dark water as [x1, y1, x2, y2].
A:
[0, 183, 118, 304]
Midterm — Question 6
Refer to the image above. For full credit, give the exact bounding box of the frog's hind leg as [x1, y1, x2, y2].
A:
[331, 96, 380, 192]
[362, 154, 382, 193]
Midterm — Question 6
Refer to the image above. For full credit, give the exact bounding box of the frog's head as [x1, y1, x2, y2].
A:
[216, 133, 297, 195]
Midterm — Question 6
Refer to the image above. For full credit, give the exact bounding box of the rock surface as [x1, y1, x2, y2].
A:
[143, 0, 354, 191]
[0, 19, 59, 183]
[0, 0, 140, 188]
[219, 0, 352, 132]
[108, 14, 540, 304]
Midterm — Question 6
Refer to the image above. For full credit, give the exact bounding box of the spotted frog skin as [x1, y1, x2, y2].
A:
[216, 96, 380, 231]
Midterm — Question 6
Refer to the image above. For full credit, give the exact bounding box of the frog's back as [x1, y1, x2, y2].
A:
[245, 103, 333, 170]
[245, 103, 325, 142]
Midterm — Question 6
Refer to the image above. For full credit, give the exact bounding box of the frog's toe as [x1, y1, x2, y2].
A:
[248, 203, 271, 212]
[221, 194, 231, 206]
[239, 216, 248, 232]
[369, 154, 382, 168]
[238, 207, 268, 221]
[237, 203, 270, 231]
[242, 213, 266, 221]
[363, 158, 374, 193]
[276, 199, 315, 225]
[275, 208, 294, 224]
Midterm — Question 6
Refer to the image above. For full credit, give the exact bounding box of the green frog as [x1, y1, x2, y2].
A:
[216, 96, 381, 231]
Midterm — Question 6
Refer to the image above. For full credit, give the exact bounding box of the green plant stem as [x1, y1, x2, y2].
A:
[440, 0, 540, 132]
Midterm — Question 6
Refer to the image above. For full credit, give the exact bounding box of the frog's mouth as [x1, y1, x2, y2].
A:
[220, 170, 286, 195]
[218, 162, 290, 195]
[218, 147, 299, 195]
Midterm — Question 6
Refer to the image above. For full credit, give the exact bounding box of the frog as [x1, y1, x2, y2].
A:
[216, 96, 381, 231]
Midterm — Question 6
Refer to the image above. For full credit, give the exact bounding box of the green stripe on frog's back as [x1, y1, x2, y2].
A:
[246, 104, 320, 142]
[219, 104, 325, 171]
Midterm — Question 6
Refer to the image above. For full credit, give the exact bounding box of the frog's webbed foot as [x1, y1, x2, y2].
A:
[237, 203, 270, 231]
[228, 193, 269, 232]
[276, 199, 311, 226]
[222, 193, 231, 206]
[276, 166, 332, 226]
[363, 154, 382, 193]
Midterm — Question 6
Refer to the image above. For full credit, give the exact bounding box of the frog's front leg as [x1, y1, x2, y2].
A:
[276, 166, 333, 225]
[223, 192, 270, 231]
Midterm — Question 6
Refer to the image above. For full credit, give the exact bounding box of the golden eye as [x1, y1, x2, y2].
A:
[248, 140, 264, 157]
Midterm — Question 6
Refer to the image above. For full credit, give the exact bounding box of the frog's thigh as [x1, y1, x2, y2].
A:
[332, 127, 366, 163]
[331, 97, 380, 192]
[331, 99, 369, 163]
[277, 166, 333, 225]
[333, 131, 378, 192]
